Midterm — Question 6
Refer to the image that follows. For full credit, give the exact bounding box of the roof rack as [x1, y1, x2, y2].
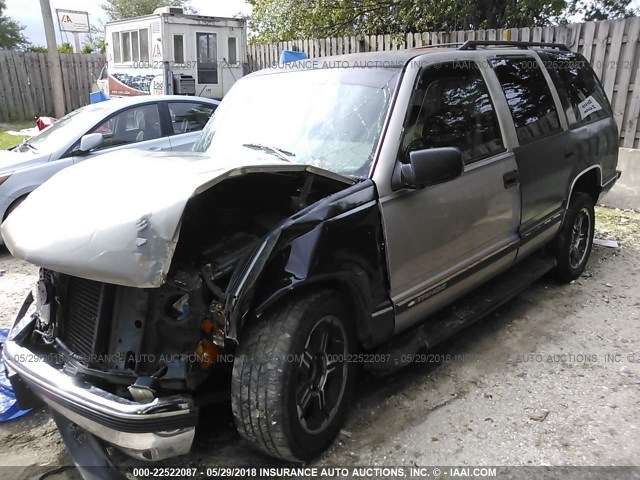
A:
[458, 40, 570, 51]
[413, 42, 465, 50]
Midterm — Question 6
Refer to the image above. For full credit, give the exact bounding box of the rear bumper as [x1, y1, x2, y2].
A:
[602, 169, 622, 193]
[3, 339, 197, 461]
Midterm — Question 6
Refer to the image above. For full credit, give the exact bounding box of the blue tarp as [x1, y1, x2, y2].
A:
[279, 50, 308, 64]
[89, 90, 108, 104]
[0, 328, 32, 422]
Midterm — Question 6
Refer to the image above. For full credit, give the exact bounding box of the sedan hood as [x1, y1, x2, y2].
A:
[1, 149, 352, 287]
[0, 149, 49, 173]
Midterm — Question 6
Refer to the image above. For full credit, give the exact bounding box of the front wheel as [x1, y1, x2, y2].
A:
[552, 192, 595, 282]
[231, 289, 356, 462]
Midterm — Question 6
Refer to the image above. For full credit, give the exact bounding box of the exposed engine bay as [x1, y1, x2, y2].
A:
[23, 171, 349, 404]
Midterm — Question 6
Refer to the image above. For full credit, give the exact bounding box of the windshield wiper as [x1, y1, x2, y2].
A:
[19, 140, 37, 152]
[242, 143, 295, 163]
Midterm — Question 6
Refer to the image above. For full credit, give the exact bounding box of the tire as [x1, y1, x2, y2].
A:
[552, 192, 595, 282]
[231, 289, 356, 462]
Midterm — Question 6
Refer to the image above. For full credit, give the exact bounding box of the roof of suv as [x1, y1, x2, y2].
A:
[251, 41, 573, 76]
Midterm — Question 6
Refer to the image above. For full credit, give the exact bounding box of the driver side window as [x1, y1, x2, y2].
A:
[89, 104, 162, 150]
[400, 62, 504, 165]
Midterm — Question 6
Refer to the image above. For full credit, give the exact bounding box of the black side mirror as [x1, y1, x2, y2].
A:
[392, 147, 464, 190]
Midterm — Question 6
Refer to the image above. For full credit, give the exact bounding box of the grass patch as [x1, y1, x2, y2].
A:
[595, 206, 640, 248]
[0, 121, 35, 150]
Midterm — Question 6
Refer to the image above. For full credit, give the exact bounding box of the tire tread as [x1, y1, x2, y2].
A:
[231, 290, 338, 461]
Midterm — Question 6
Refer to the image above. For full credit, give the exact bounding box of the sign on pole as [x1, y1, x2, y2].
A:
[56, 9, 90, 33]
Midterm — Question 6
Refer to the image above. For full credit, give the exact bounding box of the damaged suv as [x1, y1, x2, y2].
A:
[1, 42, 620, 466]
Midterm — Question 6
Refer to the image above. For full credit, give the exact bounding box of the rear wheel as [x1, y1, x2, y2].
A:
[231, 289, 356, 462]
[552, 192, 595, 282]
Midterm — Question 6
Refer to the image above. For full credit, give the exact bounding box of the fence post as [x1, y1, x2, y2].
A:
[39, 0, 65, 117]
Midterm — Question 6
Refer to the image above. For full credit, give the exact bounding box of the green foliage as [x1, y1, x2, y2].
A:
[0, 0, 28, 50]
[569, 0, 637, 21]
[96, 37, 106, 54]
[57, 42, 74, 54]
[26, 45, 47, 52]
[247, 0, 570, 42]
[82, 24, 107, 54]
[102, 0, 193, 20]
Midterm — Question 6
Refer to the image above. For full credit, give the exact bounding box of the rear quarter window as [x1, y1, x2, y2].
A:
[539, 51, 611, 126]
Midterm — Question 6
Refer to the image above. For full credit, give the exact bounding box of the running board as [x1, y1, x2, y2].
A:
[366, 253, 556, 376]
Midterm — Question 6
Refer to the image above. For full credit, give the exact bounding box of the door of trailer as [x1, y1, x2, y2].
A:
[196, 31, 222, 97]
[165, 22, 223, 98]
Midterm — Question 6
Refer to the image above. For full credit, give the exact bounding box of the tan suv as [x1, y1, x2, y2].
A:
[2, 41, 620, 471]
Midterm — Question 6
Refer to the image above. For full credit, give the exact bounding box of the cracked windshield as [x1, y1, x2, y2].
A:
[193, 67, 399, 178]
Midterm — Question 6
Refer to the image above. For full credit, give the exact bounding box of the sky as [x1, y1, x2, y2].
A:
[5, 0, 251, 47]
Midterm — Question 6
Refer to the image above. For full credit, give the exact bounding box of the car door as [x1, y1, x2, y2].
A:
[377, 60, 521, 334]
[165, 101, 217, 151]
[488, 54, 570, 254]
[71, 103, 170, 162]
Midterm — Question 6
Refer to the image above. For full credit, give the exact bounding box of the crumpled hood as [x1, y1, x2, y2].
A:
[0, 149, 49, 173]
[1, 149, 351, 288]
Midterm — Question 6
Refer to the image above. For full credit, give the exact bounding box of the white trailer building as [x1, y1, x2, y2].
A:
[99, 7, 247, 99]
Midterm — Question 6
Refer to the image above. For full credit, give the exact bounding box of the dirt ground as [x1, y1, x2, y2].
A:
[1, 207, 639, 477]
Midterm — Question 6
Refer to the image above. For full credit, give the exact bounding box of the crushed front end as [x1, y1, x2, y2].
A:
[1, 165, 355, 463]
[2, 218, 269, 461]
[2, 263, 231, 461]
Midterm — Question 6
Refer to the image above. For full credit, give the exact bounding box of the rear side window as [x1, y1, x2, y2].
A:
[168, 102, 217, 134]
[540, 51, 611, 126]
[400, 62, 505, 165]
[490, 56, 561, 145]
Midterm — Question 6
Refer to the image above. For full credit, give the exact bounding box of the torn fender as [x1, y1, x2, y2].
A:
[225, 179, 394, 348]
[1, 149, 353, 288]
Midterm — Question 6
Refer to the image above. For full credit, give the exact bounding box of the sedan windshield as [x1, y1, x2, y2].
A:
[192, 67, 400, 178]
[20, 107, 88, 152]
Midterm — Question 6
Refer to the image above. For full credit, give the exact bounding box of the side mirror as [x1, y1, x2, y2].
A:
[392, 147, 464, 190]
[79, 133, 103, 153]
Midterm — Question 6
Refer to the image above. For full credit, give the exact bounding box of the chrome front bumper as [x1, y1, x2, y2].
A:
[3, 339, 197, 461]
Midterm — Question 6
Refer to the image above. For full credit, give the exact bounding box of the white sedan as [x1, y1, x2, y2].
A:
[0, 95, 219, 244]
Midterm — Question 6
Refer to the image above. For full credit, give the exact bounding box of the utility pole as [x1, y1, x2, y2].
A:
[39, 0, 65, 118]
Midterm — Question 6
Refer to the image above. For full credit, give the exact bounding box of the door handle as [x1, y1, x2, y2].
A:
[503, 170, 519, 189]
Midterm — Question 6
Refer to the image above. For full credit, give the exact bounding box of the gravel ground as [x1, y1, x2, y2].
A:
[0, 207, 639, 477]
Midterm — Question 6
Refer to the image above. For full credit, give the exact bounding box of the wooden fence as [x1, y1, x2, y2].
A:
[0, 52, 105, 123]
[248, 17, 640, 148]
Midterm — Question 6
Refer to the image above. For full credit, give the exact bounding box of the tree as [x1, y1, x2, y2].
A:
[57, 42, 73, 54]
[568, 0, 637, 21]
[26, 45, 48, 52]
[0, 0, 28, 49]
[247, 0, 568, 42]
[102, 0, 193, 21]
[82, 24, 107, 54]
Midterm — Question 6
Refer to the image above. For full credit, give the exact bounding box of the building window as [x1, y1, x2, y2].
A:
[122, 32, 131, 62]
[174, 35, 185, 64]
[131, 31, 139, 61]
[113, 28, 150, 64]
[228, 37, 237, 65]
[139, 29, 149, 62]
[112, 32, 121, 63]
